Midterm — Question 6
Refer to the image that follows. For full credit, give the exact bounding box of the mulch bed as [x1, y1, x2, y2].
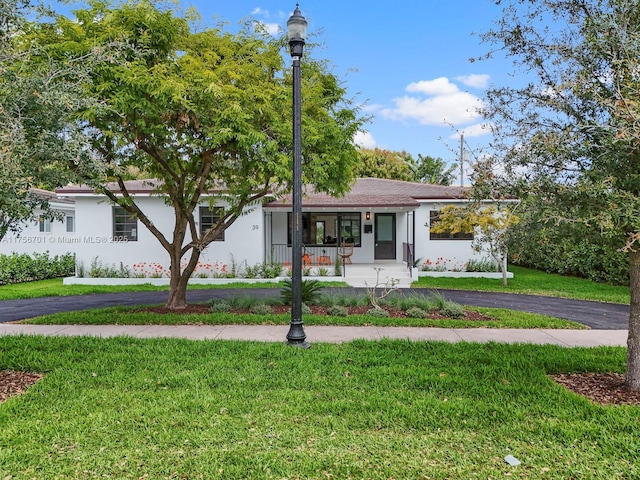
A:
[550, 373, 640, 406]
[0, 371, 43, 403]
[139, 304, 493, 321]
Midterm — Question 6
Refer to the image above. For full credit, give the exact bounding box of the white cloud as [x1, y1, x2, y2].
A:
[382, 91, 482, 125]
[251, 7, 267, 16]
[455, 74, 490, 89]
[449, 123, 491, 139]
[381, 76, 487, 128]
[406, 77, 459, 96]
[361, 103, 384, 113]
[257, 21, 281, 36]
[354, 131, 377, 149]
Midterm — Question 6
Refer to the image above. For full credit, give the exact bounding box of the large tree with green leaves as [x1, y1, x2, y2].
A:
[354, 147, 415, 181]
[26, 0, 364, 309]
[479, 0, 640, 389]
[354, 148, 457, 185]
[0, 0, 99, 240]
[412, 154, 457, 185]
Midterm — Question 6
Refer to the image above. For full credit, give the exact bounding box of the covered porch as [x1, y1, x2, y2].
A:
[263, 209, 417, 267]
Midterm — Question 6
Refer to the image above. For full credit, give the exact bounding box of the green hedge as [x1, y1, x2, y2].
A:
[508, 220, 629, 286]
[0, 252, 75, 285]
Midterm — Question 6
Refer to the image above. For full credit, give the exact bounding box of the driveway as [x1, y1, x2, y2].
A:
[0, 287, 630, 330]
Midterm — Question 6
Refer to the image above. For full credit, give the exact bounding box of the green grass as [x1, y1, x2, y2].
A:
[0, 278, 348, 301]
[0, 336, 637, 479]
[414, 265, 630, 304]
[23, 304, 584, 329]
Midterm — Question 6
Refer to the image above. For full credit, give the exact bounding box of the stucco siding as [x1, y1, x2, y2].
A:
[0, 207, 76, 257]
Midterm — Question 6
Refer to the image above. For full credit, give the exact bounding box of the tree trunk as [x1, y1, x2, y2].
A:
[165, 247, 200, 310]
[626, 249, 640, 390]
[501, 255, 508, 287]
[166, 274, 189, 310]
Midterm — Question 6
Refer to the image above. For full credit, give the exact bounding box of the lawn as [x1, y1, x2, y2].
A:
[23, 304, 582, 329]
[414, 265, 630, 304]
[1, 335, 638, 479]
[0, 278, 292, 301]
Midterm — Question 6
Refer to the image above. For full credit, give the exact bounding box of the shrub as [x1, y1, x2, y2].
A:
[0, 252, 75, 284]
[88, 257, 131, 278]
[384, 292, 432, 311]
[250, 304, 273, 315]
[405, 307, 427, 318]
[209, 301, 231, 313]
[224, 295, 261, 310]
[261, 262, 283, 279]
[327, 305, 348, 317]
[365, 308, 389, 317]
[507, 205, 629, 285]
[301, 303, 312, 315]
[280, 279, 324, 305]
[441, 302, 465, 319]
[242, 263, 261, 279]
[466, 258, 499, 272]
[425, 291, 448, 312]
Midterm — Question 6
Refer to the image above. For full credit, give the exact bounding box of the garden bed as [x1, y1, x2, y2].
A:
[419, 271, 514, 279]
[138, 304, 494, 321]
[62, 276, 341, 286]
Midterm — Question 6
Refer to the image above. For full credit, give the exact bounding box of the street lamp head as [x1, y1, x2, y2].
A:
[287, 3, 307, 57]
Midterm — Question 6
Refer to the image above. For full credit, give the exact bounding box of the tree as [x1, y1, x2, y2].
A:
[0, 0, 99, 240]
[412, 154, 458, 185]
[479, 0, 640, 389]
[429, 202, 520, 286]
[27, 0, 364, 309]
[354, 147, 415, 181]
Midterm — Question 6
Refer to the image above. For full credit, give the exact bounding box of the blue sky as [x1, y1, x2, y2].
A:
[180, 1, 513, 172]
[56, 1, 514, 176]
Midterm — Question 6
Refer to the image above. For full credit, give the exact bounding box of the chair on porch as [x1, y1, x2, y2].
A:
[338, 243, 354, 265]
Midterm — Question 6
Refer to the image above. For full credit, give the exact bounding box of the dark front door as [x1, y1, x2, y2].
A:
[375, 213, 396, 259]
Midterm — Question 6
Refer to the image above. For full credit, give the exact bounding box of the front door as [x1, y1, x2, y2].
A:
[375, 213, 396, 260]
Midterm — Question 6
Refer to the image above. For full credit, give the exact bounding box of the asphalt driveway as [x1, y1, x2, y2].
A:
[0, 287, 629, 330]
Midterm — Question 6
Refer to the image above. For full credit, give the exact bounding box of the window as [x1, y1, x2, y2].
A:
[199, 206, 225, 241]
[66, 216, 75, 233]
[113, 206, 137, 241]
[38, 215, 51, 233]
[288, 212, 361, 247]
[429, 210, 473, 240]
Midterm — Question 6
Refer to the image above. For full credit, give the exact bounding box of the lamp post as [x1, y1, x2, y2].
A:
[286, 4, 310, 348]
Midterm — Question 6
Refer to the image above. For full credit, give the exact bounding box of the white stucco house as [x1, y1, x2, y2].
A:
[1, 178, 487, 276]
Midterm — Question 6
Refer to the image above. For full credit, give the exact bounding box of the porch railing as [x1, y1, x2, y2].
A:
[268, 244, 339, 266]
[403, 242, 414, 271]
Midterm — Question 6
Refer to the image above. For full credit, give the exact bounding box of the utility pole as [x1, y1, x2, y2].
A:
[460, 132, 464, 187]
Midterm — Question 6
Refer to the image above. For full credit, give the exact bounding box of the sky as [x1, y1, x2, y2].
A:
[177, 0, 514, 179]
[58, 0, 515, 180]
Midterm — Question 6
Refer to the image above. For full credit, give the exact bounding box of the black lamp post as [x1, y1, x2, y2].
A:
[286, 4, 310, 348]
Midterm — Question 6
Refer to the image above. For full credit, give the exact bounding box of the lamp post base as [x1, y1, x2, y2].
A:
[286, 320, 310, 348]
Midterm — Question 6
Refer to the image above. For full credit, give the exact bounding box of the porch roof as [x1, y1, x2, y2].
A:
[264, 178, 468, 210]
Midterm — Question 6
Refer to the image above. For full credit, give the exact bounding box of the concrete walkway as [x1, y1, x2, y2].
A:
[0, 323, 629, 347]
[0, 268, 631, 346]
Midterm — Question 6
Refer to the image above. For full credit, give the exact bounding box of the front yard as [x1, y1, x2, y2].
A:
[1, 336, 638, 479]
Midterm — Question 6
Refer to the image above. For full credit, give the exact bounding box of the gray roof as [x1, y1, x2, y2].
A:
[56, 177, 469, 208]
[56, 179, 163, 195]
[264, 178, 468, 209]
[30, 188, 75, 206]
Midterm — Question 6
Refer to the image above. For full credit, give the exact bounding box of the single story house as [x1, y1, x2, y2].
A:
[1, 178, 484, 275]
